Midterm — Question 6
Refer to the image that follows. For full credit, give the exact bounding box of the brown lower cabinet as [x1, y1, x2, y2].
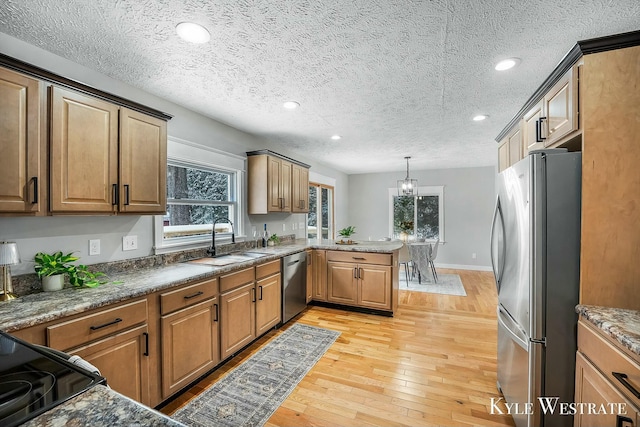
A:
[160, 298, 219, 399]
[574, 319, 640, 426]
[220, 282, 256, 360]
[72, 324, 150, 405]
[256, 272, 282, 336]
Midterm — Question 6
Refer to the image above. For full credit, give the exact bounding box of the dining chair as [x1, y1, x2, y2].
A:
[427, 238, 440, 283]
[398, 242, 412, 285]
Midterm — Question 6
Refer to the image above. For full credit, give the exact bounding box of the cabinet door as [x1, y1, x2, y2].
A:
[119, 108, 167, 213]
[280, 159, 291, 212]
[507, 127, 522, 166]
[358, 264, 392, 310]
[256, 273, 282, 336]
[544, 67, 578, 146]
[161, 298, 219, 399]
[327, 261, 358, 305]
[522, 100, 544, 154]
[497, 139, 509, 173]
[220, 283, 256, 360]
[0, 68, 42, 213]
[312, 250, 327, 301]
[72, 324, 150, 405]
[50, 86, 118, 212]
[574, 351, 639, 427]
[291, 163, 309, 213]
[267, 156, 283, 212]
[305, 250, 313, 303]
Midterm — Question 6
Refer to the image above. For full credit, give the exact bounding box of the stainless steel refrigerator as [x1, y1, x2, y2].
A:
[490, 149, 581, 427]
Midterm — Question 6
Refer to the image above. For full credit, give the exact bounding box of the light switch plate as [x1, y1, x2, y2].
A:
[123, 235, 138, 251]
[89, 239, 100, 256]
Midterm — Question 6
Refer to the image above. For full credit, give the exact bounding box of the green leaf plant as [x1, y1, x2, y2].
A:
[34, 251, 111, 288]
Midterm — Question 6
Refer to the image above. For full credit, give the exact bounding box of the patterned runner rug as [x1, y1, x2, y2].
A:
[172, 323, 340, 427]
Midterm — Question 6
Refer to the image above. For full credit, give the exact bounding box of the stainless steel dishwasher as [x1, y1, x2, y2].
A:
[282, 251, 307, 323]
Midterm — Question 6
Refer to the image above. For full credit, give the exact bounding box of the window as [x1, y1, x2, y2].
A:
[389, 186, 444, 241]
[164, 161, 236, 240]
[154, 137, 244, 253]
[308, 183, 334, 239]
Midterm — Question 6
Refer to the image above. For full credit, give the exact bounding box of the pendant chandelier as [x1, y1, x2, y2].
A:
[397, 156, 418, 196]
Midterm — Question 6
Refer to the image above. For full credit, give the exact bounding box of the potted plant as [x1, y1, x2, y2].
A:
[34, 251, 107, 291]
[267, 233, 280, 246]
[337, 226, 356, 244]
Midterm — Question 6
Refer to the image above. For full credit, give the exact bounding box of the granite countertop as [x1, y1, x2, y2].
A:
[576, 304, 640, 357]
[24, 385, 185, 427]
[0, 238, 401, 333]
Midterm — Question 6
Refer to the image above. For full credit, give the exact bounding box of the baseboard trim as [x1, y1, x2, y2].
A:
[434, 263, 493, 272]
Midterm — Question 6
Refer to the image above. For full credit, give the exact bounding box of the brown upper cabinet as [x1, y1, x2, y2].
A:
[247, 150, 310, 214]
[50, 86, 167, 214]
[0, 67, 44, 214]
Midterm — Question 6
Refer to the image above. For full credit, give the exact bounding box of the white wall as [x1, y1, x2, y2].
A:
[348, 166, 495, 269]
[0, 32, 348, 275]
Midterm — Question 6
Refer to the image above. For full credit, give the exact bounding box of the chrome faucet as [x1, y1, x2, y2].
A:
[207, 217, 235, 257]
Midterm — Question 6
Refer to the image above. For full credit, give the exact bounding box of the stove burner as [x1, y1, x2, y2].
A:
[0, 371, 55, 419]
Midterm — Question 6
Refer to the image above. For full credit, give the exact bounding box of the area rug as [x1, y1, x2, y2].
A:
[172, 323, 340, 427]
[400, 272, 467, 296]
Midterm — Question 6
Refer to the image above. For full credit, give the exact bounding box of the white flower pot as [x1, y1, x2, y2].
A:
[42, 274, 65, 292]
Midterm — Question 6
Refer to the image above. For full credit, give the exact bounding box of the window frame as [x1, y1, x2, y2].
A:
[388, 186, 445, 242]
[308, 182, 335, 240]
[154, 137, 245, 254]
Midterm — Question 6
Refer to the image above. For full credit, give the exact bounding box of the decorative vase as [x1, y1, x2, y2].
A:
[42, 274, 65, 292]
[267, 240, 275, 247]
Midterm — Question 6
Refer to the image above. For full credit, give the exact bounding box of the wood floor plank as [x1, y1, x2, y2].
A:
[160, 269, 514, 427]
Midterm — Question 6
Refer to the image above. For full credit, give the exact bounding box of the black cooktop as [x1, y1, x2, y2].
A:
[0, 331, 105, 427]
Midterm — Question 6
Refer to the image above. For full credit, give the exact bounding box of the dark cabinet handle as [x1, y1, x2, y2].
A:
[112, 184, 118, 205]
[183, 291, 204, 300]
[143, 332, 149, 356]
[539, 116, 547, 140]
[259, 285, 263, 301]
[353, 267, 358, 279]
[535, 119, 541, 143]
[616, 415, 633, 427]
[359, 268, 363, 279]
[31, 176, 38, 204]
[251, 287, 256, 302]
[612, 372, 640, 398]
[213, 303, 219, 322]
[124, 184, 130, 205]
[352, 257, 366, 260]
[90, 317, 122, 331]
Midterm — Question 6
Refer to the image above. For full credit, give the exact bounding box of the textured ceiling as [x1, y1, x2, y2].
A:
[0, 0, 638, 174]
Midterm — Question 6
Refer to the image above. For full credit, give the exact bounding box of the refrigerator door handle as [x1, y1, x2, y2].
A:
[497, 306, 528, 350]
[490, 195, 506, 292]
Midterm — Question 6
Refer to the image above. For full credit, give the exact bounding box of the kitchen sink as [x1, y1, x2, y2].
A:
[187, 251, 269, 267]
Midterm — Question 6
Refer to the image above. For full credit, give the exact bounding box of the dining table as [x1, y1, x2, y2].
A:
[406, 241, 435, 283]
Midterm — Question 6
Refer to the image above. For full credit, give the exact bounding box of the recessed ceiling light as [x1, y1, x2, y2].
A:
[283, 101, 300, 109]
[495, 58, 521, 71]
[176, 22, 210, 44]
[473, 115, 488, 121]
[331, 135, 341, 140]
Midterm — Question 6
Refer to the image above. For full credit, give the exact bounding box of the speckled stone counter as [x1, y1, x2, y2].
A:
[0, 239, 400, 332]
[576, 304, 640, 357]
[24, 385, 185, 426]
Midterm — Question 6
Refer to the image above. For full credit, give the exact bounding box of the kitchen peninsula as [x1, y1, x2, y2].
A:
[0, 239, 401, 424]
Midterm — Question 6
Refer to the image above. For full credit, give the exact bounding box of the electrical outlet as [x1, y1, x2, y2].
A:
[89, 239, 100, 256]
[282, 223, 286, 231]
[123, 235, 138, 251]
[472, 253, 477, 259]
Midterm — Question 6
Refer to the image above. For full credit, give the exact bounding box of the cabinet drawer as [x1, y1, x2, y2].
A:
[326, 251, 391, 266]
[160, 278, 219, 316]
[220, 267, 255, 293]
[256, 259, 280, 279]
[578, 320, 640, 408]
[47, 299, 148, 351]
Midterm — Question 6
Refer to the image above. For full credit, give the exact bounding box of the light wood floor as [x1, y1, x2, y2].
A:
[160, 269, 515, 426]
